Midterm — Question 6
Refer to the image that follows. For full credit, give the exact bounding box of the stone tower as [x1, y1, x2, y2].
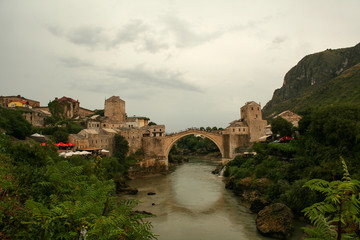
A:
[104, 96, 126, 122]
[241, 101, 267, 142]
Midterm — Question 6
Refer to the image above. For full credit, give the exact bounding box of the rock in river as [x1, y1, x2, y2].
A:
[256, 203, 294, 239]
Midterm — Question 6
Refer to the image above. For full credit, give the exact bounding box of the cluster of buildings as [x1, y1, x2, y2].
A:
[69, 96, 165, 154]
[1, 94, 301, 165]
[0, 95, 166, 155]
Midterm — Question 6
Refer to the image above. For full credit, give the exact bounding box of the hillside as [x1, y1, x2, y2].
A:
[263, 43, 360, 118]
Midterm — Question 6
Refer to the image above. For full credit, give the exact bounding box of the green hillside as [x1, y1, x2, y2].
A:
[265, 63, 360, 116]
[263, 43, 360, 118]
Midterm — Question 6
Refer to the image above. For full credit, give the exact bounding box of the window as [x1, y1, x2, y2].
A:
[233, 129, 235, 132]
[251, 107, 253, 110]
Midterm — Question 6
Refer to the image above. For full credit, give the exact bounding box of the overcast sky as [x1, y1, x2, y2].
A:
[1, 0, 360, 132]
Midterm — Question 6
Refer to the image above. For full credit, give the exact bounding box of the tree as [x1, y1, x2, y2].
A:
[148, 121, 157, 126]
[271, 116, 293, 137]
[113, 134, 129, 161]
[0, 107, 31, 139]
[0, 134, 156, 239]
[302, 157, 360, 239]
[52, 128, 69, 143]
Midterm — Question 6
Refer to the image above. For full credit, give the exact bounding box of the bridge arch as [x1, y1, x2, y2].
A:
[163, 130, 224, 162]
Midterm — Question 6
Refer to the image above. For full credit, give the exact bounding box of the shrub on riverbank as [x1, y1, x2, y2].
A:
[225, 104, 360, 221]
[0, 134, 156, 239]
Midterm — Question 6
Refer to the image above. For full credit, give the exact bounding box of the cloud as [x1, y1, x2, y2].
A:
[47, 20, 169, 53]
[138, 35, 169, 53]
[57, 57, 95, 68]
[58, 57, 201, 93]
[111, 19, 148, 45]
[272, 36, 287, 45]
[67, 26, 106, 48]
[163, 16, 225, 48]
[105, 64, 202, 92]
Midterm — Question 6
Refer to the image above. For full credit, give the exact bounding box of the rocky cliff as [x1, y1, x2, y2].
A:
[263, 42, 360, 118]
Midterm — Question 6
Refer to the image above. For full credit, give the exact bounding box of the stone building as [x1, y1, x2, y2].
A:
[0, 95, 40, 108]
[126, 116, 149, 128]
[274, 110, 302, 127]
[104, 96, 126, 122]
[22, 108, 51, 127]
[69, 96, 164, 155]
[222, 101, 267, 142]
[51, 96, 95, 118]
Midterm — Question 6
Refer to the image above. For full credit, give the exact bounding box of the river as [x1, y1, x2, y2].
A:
[123, 157, 304, 240]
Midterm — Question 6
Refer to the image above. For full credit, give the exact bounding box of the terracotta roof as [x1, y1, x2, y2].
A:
[58, 96, 78, 103]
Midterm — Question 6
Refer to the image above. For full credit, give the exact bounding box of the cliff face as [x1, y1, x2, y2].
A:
[263, 43, 360, 118]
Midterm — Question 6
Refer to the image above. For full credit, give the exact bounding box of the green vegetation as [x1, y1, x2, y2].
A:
[33, 120, 83, 143]
[263, 42, 360, 118]
[302, 158, 360, 240]
[0, 134, 156, 239]
[0, 107, 32, 139]
[225, 104, 360, 235]
[270, 116, 293, 137]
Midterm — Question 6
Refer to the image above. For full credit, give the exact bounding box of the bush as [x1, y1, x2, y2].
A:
[0, 107, 31, 139]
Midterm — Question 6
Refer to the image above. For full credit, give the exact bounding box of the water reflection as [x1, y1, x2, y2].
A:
[124, 158, 301, 240]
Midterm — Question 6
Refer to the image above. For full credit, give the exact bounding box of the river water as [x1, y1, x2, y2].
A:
[124, 157, 304, 240]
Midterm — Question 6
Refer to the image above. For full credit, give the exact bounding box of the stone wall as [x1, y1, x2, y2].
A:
[0, 95, 40, 108]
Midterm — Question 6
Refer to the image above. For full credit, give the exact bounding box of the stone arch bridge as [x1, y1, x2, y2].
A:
[142, 129, 250, 166]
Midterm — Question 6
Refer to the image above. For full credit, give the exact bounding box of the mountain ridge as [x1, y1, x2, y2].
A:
[263, 42, 360, 118]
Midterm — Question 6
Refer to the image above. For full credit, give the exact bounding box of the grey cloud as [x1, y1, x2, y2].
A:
[111, 20, 148, 45]
[106, 65, 201, 92]
[272, 36, 286, 45]
[59, 57, 201, 93]
[57, 57, 95, 68]
[163, 16, 225, 48]
[138, 36, 169, 53]
[47, 21, 168, 53]
[47, 25, 63, 37]
[67, 26, 106, 47]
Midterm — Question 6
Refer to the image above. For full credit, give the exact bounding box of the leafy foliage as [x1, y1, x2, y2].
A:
[0, 134, 156, 239]
[113, 134, 129, 161]
[0, 107, 31, 139]
[302, 157, 360, 239]
[271, 116, 293, 137]
[225, 105, 360, 221]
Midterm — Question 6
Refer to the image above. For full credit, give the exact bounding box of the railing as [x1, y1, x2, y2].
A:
[166, 128, 223, 136]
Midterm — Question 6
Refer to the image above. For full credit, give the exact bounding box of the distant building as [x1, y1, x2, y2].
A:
[44, 96, 95, 119]
[222, 101, 267, 142]
[8, 100, 29, 108]
[0, 95, 40, 108]
[274, 110, 302, 127]
[69, 96, 163, 155]
[22, 108, 51, 127]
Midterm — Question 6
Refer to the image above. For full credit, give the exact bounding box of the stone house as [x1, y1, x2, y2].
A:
[222, 101, 267, 142]
[274, 110, 302, 127]
[69, 96, 164, 155]
[0, 95, 40, 108]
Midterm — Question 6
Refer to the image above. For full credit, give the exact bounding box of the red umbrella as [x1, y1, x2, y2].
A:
[56, 142, 66, 147]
